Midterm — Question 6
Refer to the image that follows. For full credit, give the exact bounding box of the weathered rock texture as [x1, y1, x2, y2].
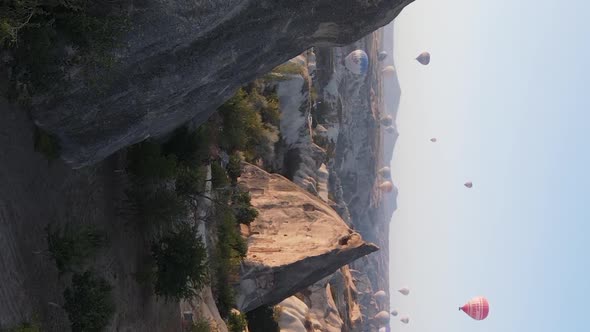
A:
[235, 164, 378, 312]
[30, 0, 414, 167]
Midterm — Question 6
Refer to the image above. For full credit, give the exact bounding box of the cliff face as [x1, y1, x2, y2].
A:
[235, 164, 378, 313]
[30, 0, 414, 167]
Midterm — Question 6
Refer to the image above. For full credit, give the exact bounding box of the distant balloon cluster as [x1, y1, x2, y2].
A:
[370, 288, 411, 328]
[372, 48, 487, 327]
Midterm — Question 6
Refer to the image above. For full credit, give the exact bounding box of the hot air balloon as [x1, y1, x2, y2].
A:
[374, 311, 390, 326]
[382, 65, 396, 78]
[378, 167, 391, 179]
[464, 181, 473, 188]
[345, 50, 369, 75]
[379, 181, 394, 193]
[460, 296, 489, 321]
[374, 290, 387, 301]
[390, 310, 398, 317]
[400, 316, 410, 324]
[415, 52, 431, 65]
[380, 115, 393, 126]
[430, 138, 437, 142]
[378, 51, 388, 61]
[398, 287, 410, 296]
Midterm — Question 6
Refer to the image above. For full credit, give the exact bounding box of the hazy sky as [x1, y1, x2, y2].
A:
[388, 0, 590, 331]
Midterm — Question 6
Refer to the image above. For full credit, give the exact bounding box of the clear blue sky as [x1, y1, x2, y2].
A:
[388, 0, 590, 331]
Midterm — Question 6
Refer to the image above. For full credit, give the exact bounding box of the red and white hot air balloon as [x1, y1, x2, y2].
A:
[459, 296, 489, 321]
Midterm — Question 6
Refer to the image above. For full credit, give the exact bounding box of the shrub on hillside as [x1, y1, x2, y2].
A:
[175, 166, 207, 199]
[230, 190, 258, 225]
[272, 62, 304, 76]
[190, 319, 212, 332]
[33, 127, 60, 161]
[227, 312, 248, 332]
[46, 223, 107, 274]
[5, 320, 41, 332]
[211, 162, 229, 190]
[1, 0, 127, 94]
[162, 126, 211, 166]
[126, 141, 178, 182]
[246, 306, 280, 332]
[151, 223, 208, 300]
[63, 271, 115, 332]
[128, 187, 188, 226]
[214, 209, 247, 317]
[226, 152, 242, 185]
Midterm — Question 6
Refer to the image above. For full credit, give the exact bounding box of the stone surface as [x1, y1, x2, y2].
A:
[277, 296, 310, 332]
[28, 0, 414, 167]
[235, 163, 378, 312]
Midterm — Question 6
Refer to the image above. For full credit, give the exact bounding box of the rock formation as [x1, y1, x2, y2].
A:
[235, 164, 378, 312]
[28, 0, 414, 167]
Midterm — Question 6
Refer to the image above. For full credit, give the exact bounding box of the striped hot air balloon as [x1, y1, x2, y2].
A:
[460, 296, 489, 320]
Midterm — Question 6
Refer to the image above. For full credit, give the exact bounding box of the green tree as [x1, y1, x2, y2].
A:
[175, 165, 207, 199]
[33, 127, 60, 161]
[214, 209, 247, 317]
[211, 162, 229, 190]
[0, 0, 38, 45]
[129, 188, 188, 226]
[217, 89, 267, 154]
[226, 152, 242, 185]
[126, 141, 178, 182]
[151, 223, 208, 300]
[5, 320, 41, 332]
[63, 271, 115, 332]
[162, 125, 211, 166]
[190, 319, 212, 332]
[227, 312, 248, 332]
[46, 223, 107, 274]
[246, 306, 280, 332]
[230, 190, 258, 225]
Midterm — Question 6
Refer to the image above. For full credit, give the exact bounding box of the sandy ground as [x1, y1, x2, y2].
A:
[0, 97, 180, 331]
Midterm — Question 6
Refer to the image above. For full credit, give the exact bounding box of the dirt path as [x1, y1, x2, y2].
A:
[0, 98, 180, 331]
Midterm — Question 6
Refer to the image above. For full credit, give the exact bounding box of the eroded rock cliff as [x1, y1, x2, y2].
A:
[235, 163, 378, 312]
[29, 0, 414, 167]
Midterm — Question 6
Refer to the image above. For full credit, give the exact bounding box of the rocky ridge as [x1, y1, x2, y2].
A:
[27, 0, 414, 167]
[269, 22, 403, 331]
[235, 163, 378, 313]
